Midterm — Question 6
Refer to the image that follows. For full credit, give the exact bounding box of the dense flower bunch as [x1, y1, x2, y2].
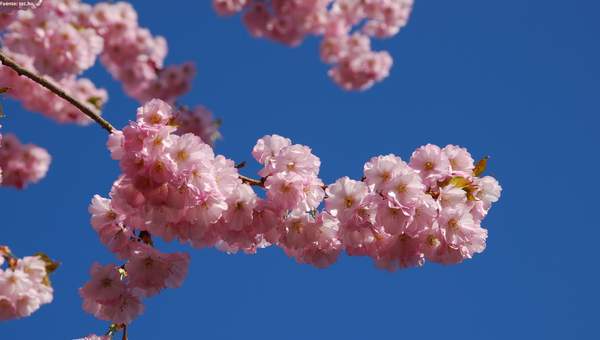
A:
[214, 0, 414, 90]
[0, 0, 219, 190]
[0, 0, 201, 124]
[89, 2, 196, 103]
[0, 247, 57, 321]
[0, 0, 109, 124]
[0, 133, 51, 189]
[173, 106, 221, 147]
[82, 98, 501, 326]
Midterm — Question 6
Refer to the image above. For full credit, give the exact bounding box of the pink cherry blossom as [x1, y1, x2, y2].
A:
[214, 0, 414, 90]
[409, 144, 451, 186]
[84, 99, 503, 327]
[443, 145, 475, 175]
[125, 245, 190, 297]
[0, 133, 51, 189]
[0, 254, 54, 321]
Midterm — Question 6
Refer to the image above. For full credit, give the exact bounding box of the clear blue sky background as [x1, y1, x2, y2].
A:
[1, 1, 598, 339]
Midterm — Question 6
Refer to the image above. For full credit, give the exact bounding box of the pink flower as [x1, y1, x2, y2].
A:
[363, 154, 404, 192]
[80, 263, 126, 303]
[264, 173, 304, 211]
[89, 195, 120, 231]
[262, 144, 320, 178]
[406, 194, 438, 237]
[325, 176, 369, 221]
[329, 50, 393, 91]
[438, 205, 485, 253]
[0, 133, 51, 189]
[125, 246, 190, 297]
[0, 255, 53, 321]
[222, 184, 257, 230]
[252, 134, 292, 165]
[80, 263, 144, 324]
[384, 165, 425, 207]
[137, 98, 174, 126]
[443, 145, 475, 175]
[409, 144, 451, 185]
[213, 0, 249, 16]
[376, 198, 414, 235]
[174, 106, 221, 146]
[169, 134, 214, 172]
[438, 184, 468, 208]
[474, 176, 502, 206]
[375, 234, 424, 271]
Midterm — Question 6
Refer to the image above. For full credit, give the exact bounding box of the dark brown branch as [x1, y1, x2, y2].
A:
[0, 51, 115, 133]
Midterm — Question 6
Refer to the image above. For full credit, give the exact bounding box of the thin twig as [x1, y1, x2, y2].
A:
[122, 325, 128, 340]
[0, 51, 115, 133]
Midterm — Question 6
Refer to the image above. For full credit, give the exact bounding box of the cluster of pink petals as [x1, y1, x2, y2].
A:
[0, 255, 53, 321]
[0, 0, 199, 126]
[329, 145, 501, 270]
[214, 0, 414, 90]
[173, 106, 221, 146]
[1, 0, 103, 79]
[89, 2, 196, 103]
[0, 133, 51, 189]
[0, 0, 109, 125]
[79, 246, 189, 324]
[84, 98, 501, 324]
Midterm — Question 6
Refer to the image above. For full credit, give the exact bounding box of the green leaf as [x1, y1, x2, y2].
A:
[87, 96, 104, 110]
[473, 156, 489, 177]
[448, 176, 470, 189]
[34, 252, 60, 274]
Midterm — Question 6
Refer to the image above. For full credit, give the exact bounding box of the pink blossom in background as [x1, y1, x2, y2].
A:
[90, 2, 195, 103]
[0, 133, 51, 189]
[0, 0, 202, 125]
[214, 0, 415, 90]
[0, 255, 54, 321]
[174, 105, 221, 146]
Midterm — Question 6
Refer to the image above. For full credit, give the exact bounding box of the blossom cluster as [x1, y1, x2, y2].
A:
[0, 0, 200, 125]
[0, 0, 218, 190]
[0, 248, 55, 321]
[80, 248, 189, 325]
[83, 98, 501, 325]
[0, 133, 51, 189]
[214, 0, 414, 90]
[0, 0, 108, 125]
[89, 2, 196, 103]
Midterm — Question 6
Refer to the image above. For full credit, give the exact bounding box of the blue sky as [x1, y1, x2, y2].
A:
[1, 0, 598, 339]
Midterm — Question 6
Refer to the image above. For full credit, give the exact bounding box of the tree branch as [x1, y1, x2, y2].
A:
[0, 50, 267, 187]
[0, 51, 115, 133]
